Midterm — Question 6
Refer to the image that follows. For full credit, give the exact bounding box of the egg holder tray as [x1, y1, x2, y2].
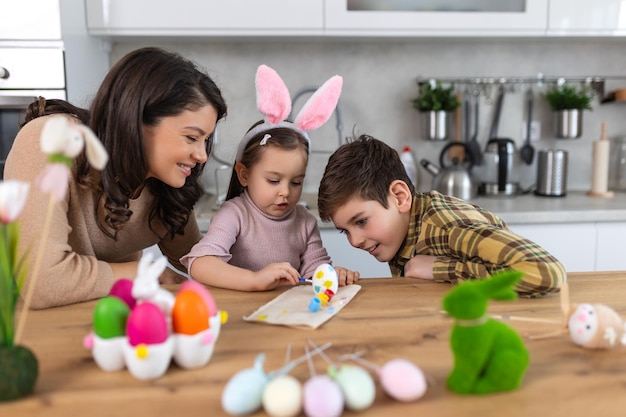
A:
[83, 277, 227, 381]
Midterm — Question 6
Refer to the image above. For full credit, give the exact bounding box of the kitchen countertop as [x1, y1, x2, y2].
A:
[470, 190, 626, 224]
[194, 190, 626, 232]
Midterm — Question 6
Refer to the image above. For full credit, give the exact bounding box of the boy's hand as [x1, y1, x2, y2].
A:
[334, 266, 360, 286]
[404, 255, 436, 280]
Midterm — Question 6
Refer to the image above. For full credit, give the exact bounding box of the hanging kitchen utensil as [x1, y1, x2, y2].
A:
[520, 87, 535, 165]
[488, 85, 505, 143]
[449, 92, 465, 161]
[466, 92, 482, 166]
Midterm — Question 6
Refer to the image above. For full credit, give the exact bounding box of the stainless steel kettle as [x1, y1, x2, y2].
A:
[480, 138, 519, 196]
[420, 142, 478, 200]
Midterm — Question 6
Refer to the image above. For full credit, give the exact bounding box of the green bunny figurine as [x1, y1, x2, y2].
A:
[442, 270, 529, 394]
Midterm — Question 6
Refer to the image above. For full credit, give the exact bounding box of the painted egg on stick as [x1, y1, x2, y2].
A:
[262, 374, 303, 417]
[302, 374, 344, 417]
[378, 358, 427, 402]
[222, 354, 270, 415]
[328, 364, 375, 411]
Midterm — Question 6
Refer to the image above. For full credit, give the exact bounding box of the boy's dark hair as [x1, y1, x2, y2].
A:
[226, 124, 309, 200]
[318, 134, 415, 222]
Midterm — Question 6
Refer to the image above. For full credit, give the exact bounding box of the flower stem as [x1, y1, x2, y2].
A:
[0, 223, 16, 347]
[15, 194, 55, 344]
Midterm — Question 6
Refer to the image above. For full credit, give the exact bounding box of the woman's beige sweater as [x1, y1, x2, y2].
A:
[4, 115, 202, 309]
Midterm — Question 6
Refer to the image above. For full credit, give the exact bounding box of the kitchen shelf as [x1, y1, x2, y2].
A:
[416, 74, 626, 103]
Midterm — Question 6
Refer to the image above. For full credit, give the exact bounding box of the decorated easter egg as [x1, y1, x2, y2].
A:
[568, 303, 624, 349]
[329, 364, 375, 411]
[302, 374, 344, 417]
[379, 358, 427, 402]
[222, 354, 269, 415]
[126, 302, 169, 346]
[108, 278, 136, 309]
[262, 374, 302, 417]
[173, 290, 210, 335]
[93, 296, 130, 339]
[179, 280, 218, 316]
[311, 263, 338, 296]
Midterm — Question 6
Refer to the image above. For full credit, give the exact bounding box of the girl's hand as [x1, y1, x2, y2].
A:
[254, 262, 300, 290]
[334, 266, 360, 286]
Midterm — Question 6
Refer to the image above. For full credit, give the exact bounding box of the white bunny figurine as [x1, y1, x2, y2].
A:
[37, 116, 109, 201]
[131, 252, 175, 316]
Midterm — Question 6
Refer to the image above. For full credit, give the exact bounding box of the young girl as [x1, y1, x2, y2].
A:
[181, 65, 359, 291]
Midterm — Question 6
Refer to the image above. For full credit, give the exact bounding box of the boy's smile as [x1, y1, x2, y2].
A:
[330, 192, 411, 263]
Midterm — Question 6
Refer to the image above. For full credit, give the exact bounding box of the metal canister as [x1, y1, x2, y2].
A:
[535, 149, 568, 197]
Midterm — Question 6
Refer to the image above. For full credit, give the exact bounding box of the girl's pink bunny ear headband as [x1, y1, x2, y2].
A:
[235, 64, 343, 162]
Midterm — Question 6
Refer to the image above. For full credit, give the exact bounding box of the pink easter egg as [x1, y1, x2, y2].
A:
[126, 302, 169, 346]
[179, 280, 218, 316]
[109, 278, 136, 309]
[302, 375, 344, 417]
[379, 358, 427, 402]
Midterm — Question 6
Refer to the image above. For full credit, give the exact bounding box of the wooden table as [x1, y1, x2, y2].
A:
[3, 272, 626, 416]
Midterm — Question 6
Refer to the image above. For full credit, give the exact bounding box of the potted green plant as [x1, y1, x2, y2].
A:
[0, 180, 38, 402]
[544, 83, 594, 138]
[412, 80, 460, 141]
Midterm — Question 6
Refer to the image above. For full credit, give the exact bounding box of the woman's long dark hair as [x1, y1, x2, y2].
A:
[21, 47, 227, 239]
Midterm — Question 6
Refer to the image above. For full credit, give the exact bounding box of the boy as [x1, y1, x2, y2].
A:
[317, 135, 565, 298]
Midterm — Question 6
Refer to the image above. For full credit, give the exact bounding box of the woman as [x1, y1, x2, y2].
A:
[5, 47, 227, 309]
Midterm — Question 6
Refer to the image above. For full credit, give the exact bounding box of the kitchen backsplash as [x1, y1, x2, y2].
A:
[110, 38, 626, 196]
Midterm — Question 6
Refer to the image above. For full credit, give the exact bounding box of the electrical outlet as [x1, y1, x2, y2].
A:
[521, 120, 541, 141]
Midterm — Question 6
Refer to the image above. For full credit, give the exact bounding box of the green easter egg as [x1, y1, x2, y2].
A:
[93, 296, 130, 339]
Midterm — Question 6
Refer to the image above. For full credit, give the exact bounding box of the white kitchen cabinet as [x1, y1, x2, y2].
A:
[324, 0, 549, 36]
[548, 0, 626, 35]
[596, 222, 626, 271]
[81, 0, 626, 38]
[325, 220, 626, 277]
[511, 222, 626, 273]
[323, 220, 609, 277]
[0, 1, 62, 40]
[85, 0, 323, 37]
[510, 223, 597, 272]
[320, 230, 391, 278]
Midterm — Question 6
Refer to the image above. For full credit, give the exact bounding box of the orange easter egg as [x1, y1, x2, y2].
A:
[179, 280, 218, 316]
[173, 290, 210, 335]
